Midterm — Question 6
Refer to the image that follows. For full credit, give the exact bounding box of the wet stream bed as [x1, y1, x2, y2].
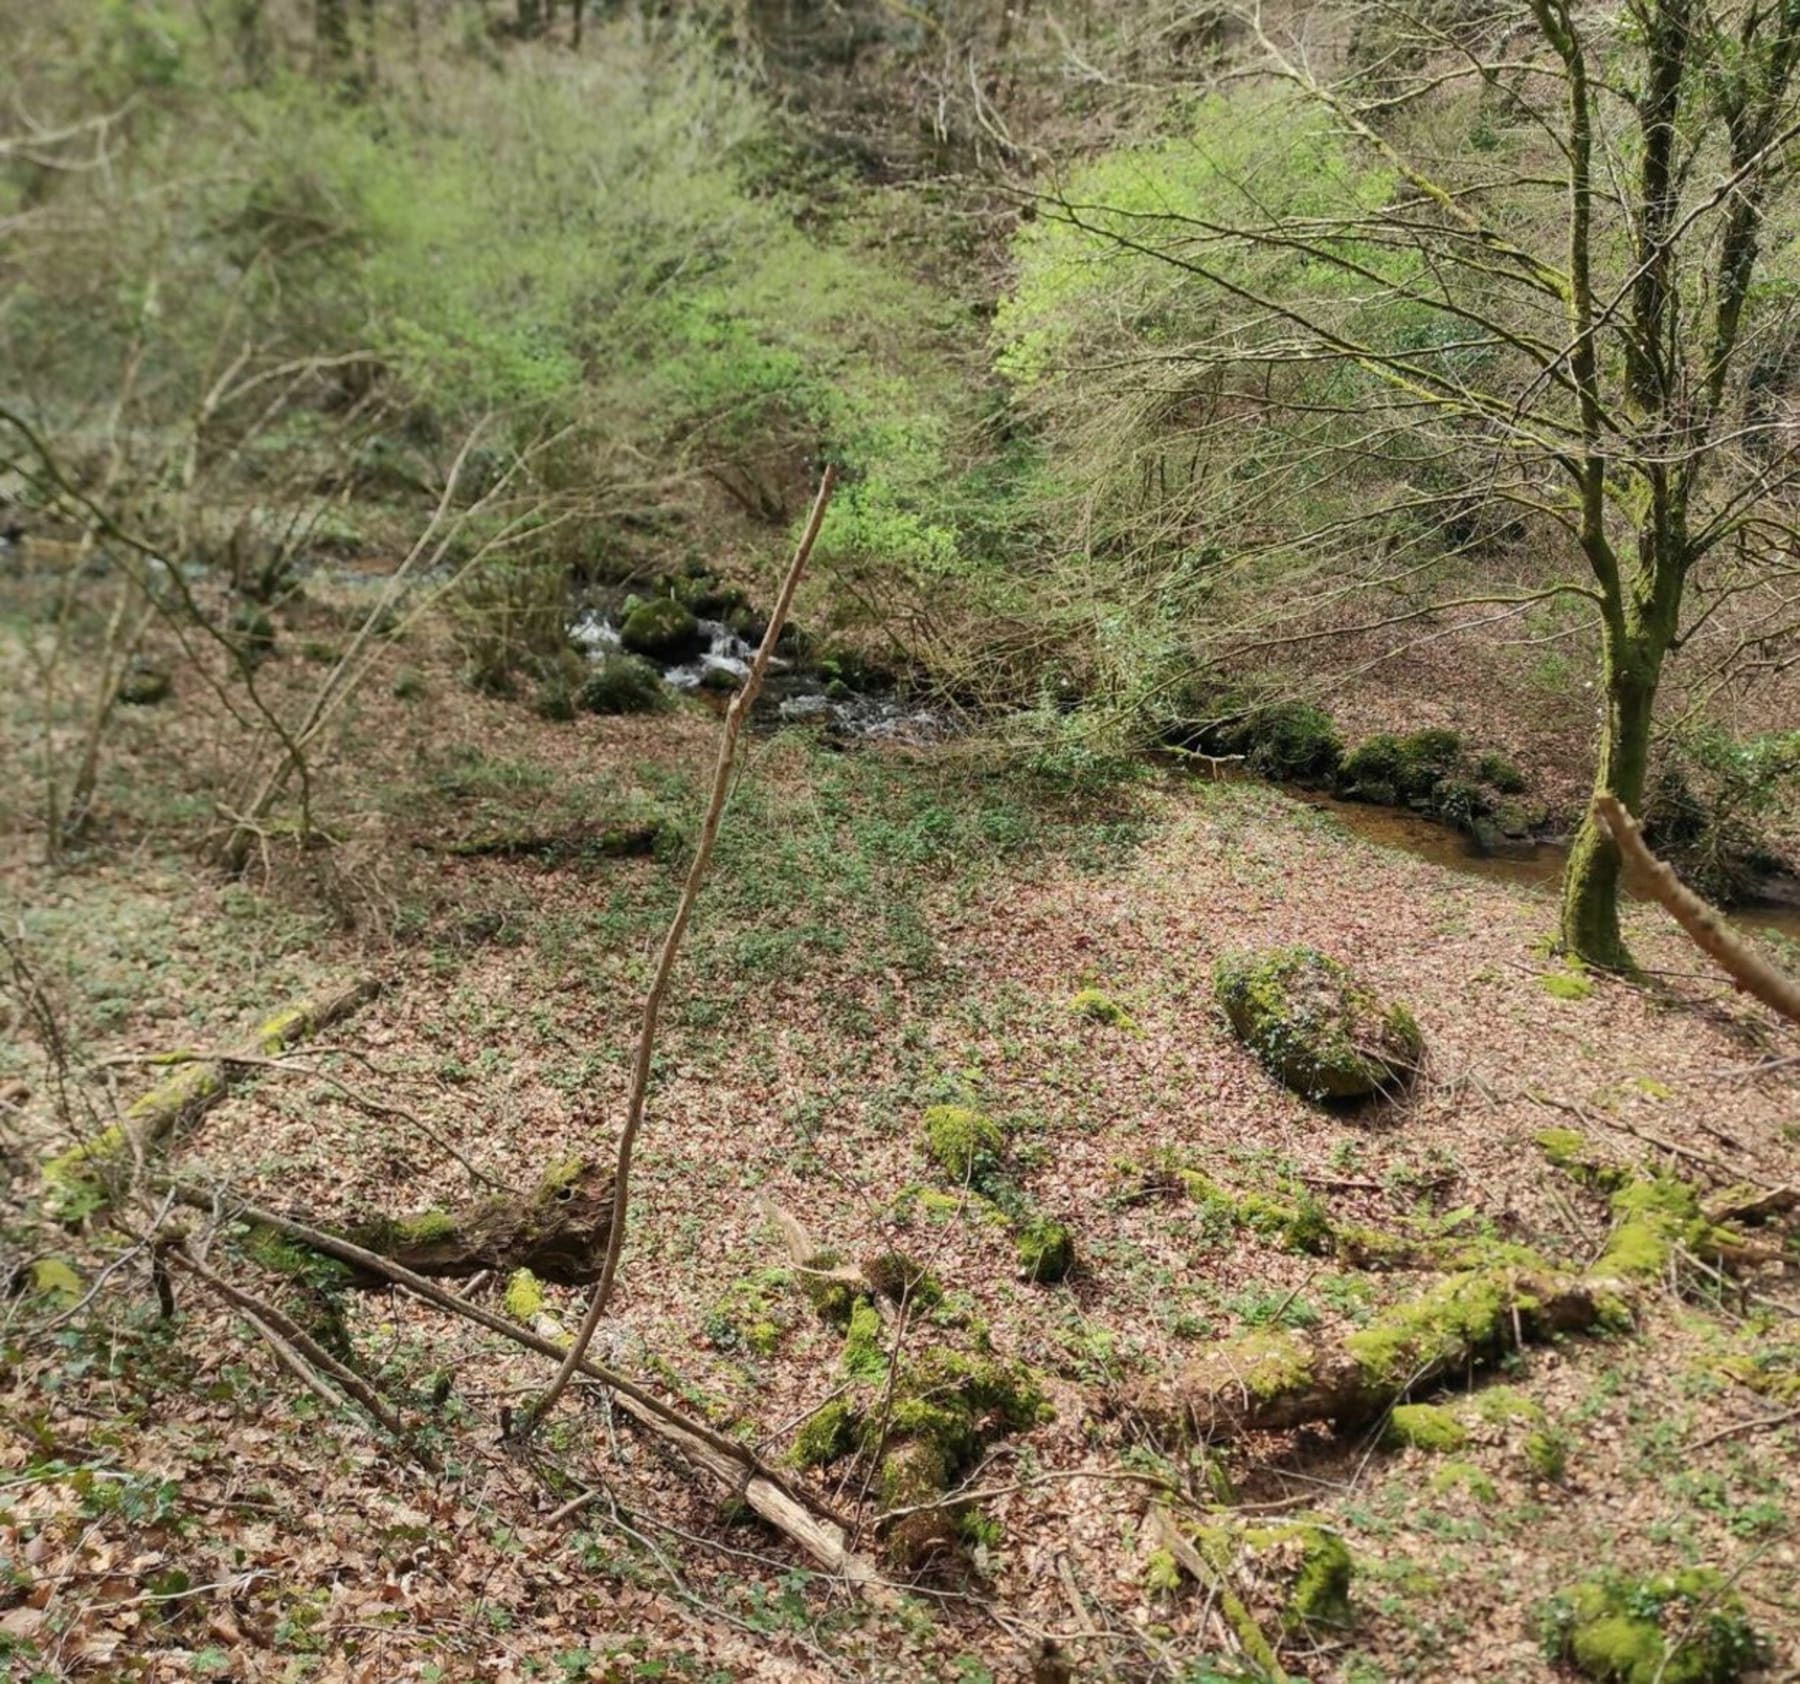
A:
[1271, 778, 1800, 945]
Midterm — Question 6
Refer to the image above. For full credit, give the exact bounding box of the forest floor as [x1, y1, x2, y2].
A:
[4, 607, 1799, 1684]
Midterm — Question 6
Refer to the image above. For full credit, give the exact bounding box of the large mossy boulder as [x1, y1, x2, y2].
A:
[1215, 946, 1423, 1100]
[619, 596, 703, 660]
[1540, 1570, 1766, 1684]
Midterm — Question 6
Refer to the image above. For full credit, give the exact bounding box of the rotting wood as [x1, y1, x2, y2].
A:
[343, 1157, 613, 1283]
[165, 1181, 889, 1597]
[1595, 794, 1800, 1025]
[1130, 1267, 1626, 1439]
[44, 978, 382, 1217]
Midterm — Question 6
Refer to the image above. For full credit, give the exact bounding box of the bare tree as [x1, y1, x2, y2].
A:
[1037, 0, 1800, 967]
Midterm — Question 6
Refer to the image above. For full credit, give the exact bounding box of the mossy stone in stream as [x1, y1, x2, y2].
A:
[619, 596, 702, 660]
[1540, 1570, 1766, 1684]
[1215, 946, 1424, 1100]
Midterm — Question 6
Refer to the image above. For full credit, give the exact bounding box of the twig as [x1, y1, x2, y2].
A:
[1685, 1407, 1800, 1451]
[162, 1179, 885, 1593]
[519, 466, 836, 1435]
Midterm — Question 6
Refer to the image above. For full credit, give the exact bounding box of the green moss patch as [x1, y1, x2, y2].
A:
[504, 1268, 546, 1321]
[1387, 1402, 1469, 1452]
[1016, 1216, 1075, 1283]
[1540, 1570, 1766, 1684]
[1068, 988, 1136, 1030]
[1215, 946, 1423, 1101]
[1429, 1460, 1499, 1503]
[921, 1105, 1006, 1185]
[1597, 1178, 1715, 1279]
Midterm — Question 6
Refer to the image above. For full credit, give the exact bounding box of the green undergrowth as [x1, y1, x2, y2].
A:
[1539, 1570, 1767, 1684]
[919, 1104, 1076, 1283]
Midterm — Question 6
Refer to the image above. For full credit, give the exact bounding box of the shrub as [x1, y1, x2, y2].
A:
[577, 656, 667, 716]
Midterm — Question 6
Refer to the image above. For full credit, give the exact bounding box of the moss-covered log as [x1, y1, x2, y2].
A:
[1132, 1265, 1627, 1438]
[44, 977, 382, 1220]
[338, 1158, 614, 1284]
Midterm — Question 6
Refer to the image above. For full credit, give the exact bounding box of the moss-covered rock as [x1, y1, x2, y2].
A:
[1474, 751, 1527, 793]
[792, 1396, 860, 1468]
[1068, 988, 1136, 1030]
[843, 1298, 889, 1379]
[921, 1105, 1006, 1185]
[1016, 1216, 1075, 1283]
[1215, 946, 1424, 1101]
[1524, 1426, 1569, 1480]
[577, 654, 667, 715]
[619, 597, 702, 660]
[1286, 1526, 1354, 1632]
[117, 662, 172, 706]
[1387, 1402, 1468, 1452]
[1540, 1570, 1766, 1684]
[1429, 1460, 1498, 1503]
[504, 1268, 546, 1321]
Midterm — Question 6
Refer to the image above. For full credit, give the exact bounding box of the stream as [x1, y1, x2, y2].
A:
[564, 599, 1800, 943]
[569, 607, 950, 743]
[1274, 779, 1800, 945]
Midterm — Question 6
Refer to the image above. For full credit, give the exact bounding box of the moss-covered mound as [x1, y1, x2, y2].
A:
[1540, 1570, 1766, 1684]
[619, 596, 703, 660]
[790, 1339, 1051, 1569]
[1068, 988, 1136, 1029]
[921, 1105, 1006, 1184]
[1387, 1402, 1468, 1452]
[1215, 946, 1424, 1100]
[577, 654, 667, 714]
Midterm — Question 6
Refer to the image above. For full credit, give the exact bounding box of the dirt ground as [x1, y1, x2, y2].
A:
[4, 623, 1798, 1683]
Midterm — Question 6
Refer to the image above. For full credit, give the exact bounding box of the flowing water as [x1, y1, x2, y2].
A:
[569, 608, 950, 743]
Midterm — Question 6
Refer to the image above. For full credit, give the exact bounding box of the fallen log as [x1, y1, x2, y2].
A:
[45, 978, 382, 1219]
[167, 1181, 890, 1597]
[342, 1157, 614, 1284]
[1595, 794, 1800, 1024]
[1131, 1265, 1628, 1438]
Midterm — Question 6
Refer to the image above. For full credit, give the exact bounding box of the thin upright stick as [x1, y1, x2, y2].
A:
[1595, 794, 1800, 1025]
[517, 466, 838, 1435]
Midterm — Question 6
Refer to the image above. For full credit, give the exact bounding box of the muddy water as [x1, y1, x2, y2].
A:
[1274, 781, 1800, 944]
